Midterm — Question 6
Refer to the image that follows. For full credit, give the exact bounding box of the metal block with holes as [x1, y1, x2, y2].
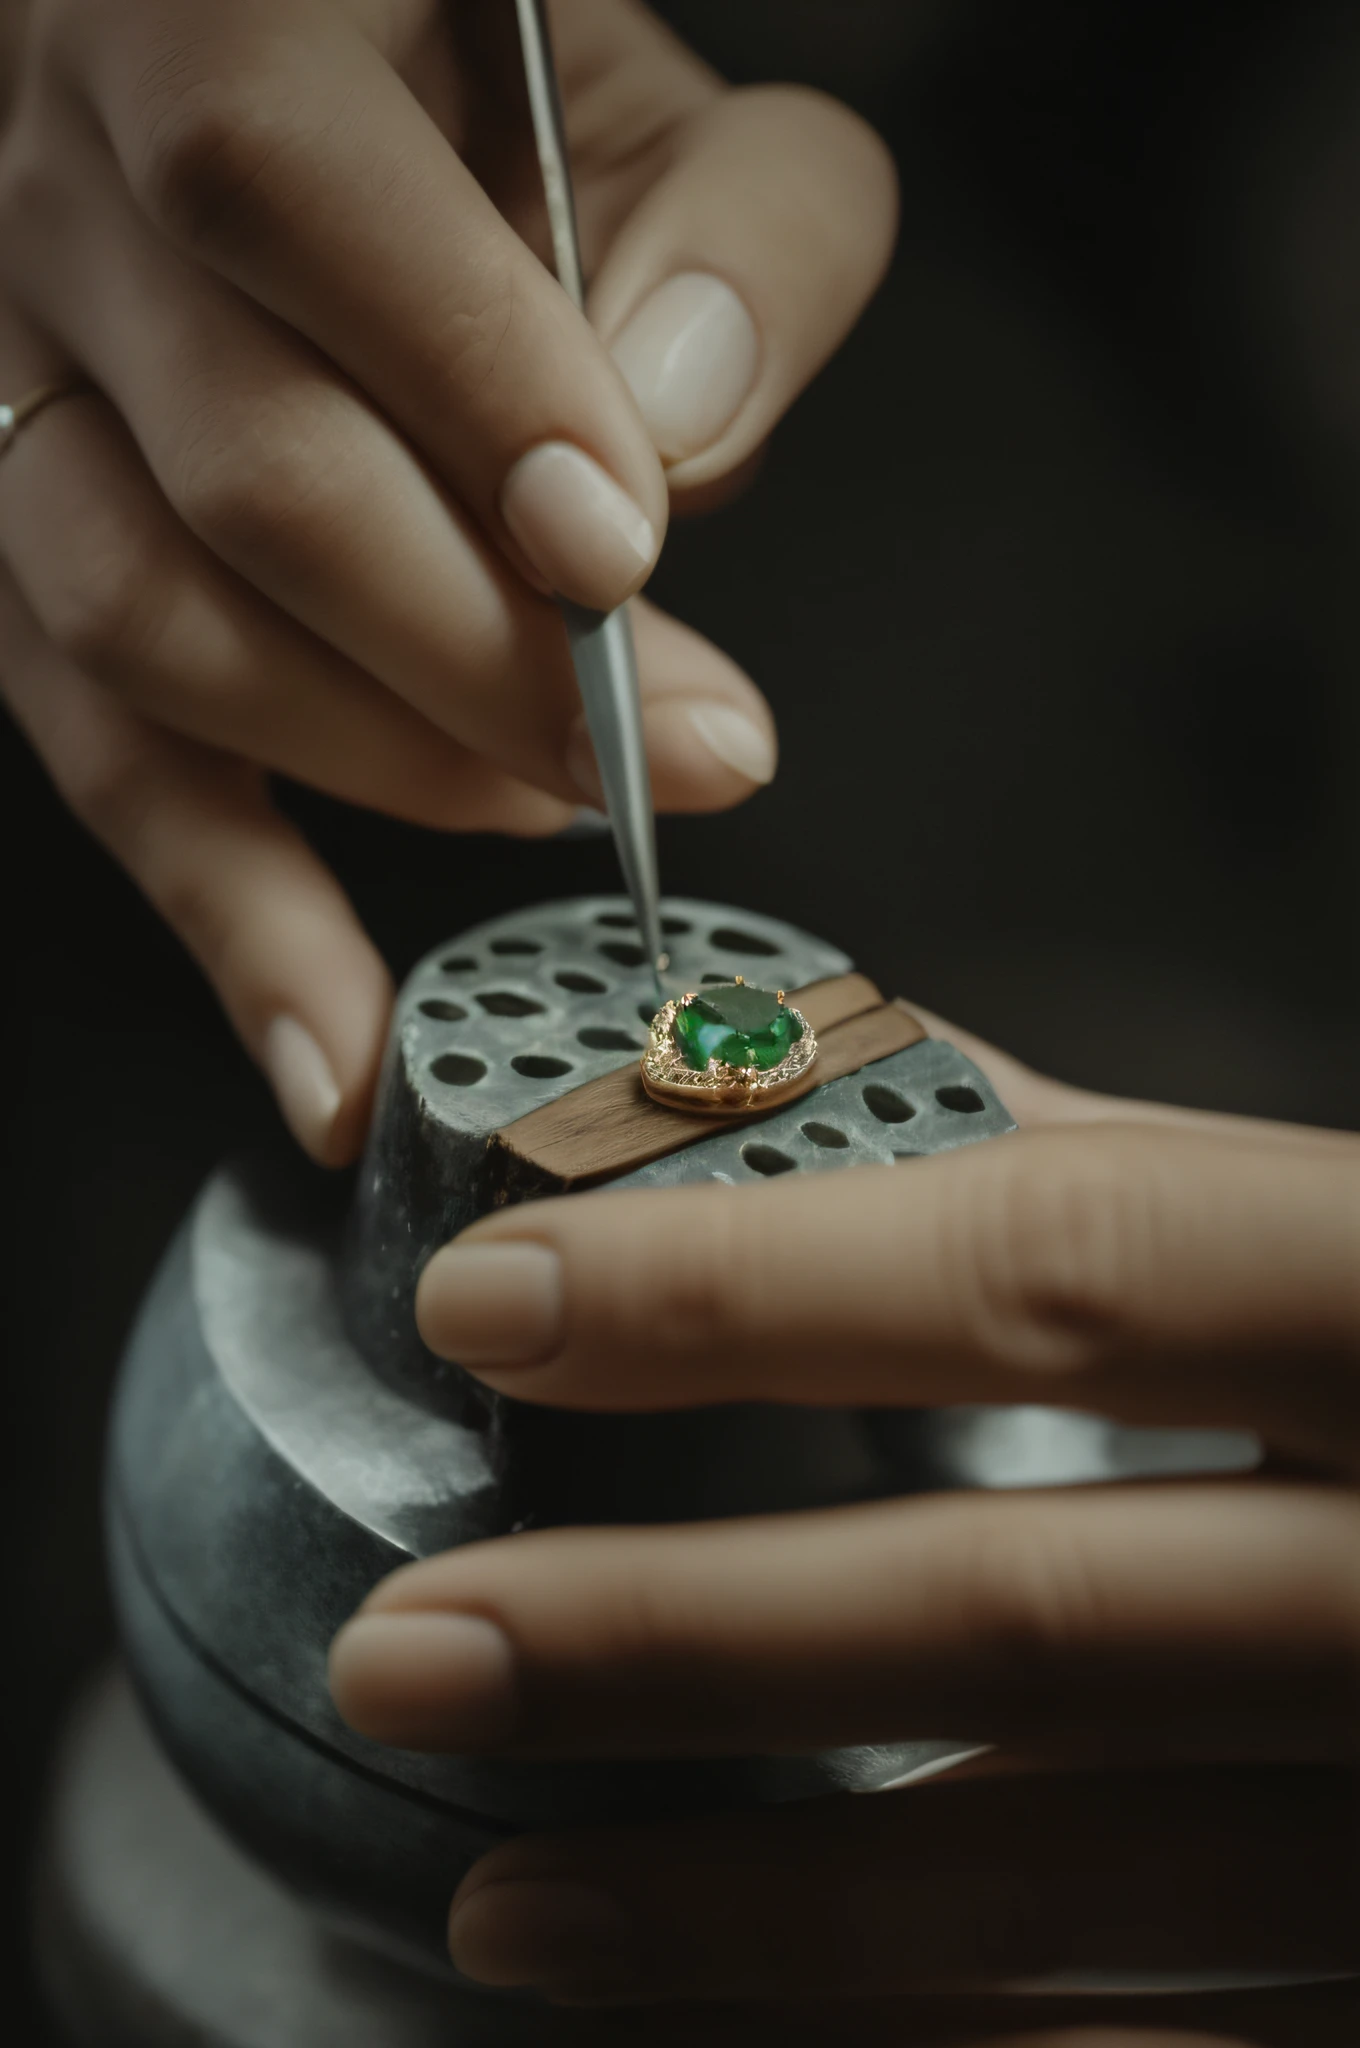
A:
[83, 897, 1256, 2030]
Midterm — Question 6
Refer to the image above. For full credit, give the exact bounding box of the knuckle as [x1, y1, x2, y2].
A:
[426, 260, 525, 402]
[45, 540, 165, 680]
[947, 1510, 1107, 1678]
[0, 140, 63, 260]
[59, 726, 161, 850]
[154, 856, 237, 973]
[129, 68, 287, 251]
[173, 392, 355, 566]
[644, 1190, 753, 1360]
[956, 1132, 1156, 1379]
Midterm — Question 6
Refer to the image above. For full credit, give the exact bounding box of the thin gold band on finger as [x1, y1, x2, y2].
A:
[0, 377, 88, 457]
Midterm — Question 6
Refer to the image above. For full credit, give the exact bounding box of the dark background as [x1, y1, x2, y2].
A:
[7, 0, 1360, 2033]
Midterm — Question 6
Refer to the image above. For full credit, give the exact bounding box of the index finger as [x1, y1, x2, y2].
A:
[417, 1123, 1360, 1466]
[73, 0, 667, 609]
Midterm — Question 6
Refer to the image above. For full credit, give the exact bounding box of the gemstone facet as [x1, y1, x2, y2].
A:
[672, 983, 803, 1073]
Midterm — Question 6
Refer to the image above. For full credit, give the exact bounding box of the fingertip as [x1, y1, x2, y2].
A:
[328, 1609, 517, 1749]
[639, 696, 777, 812]
[610, 271, 760, 466]
[262, 1015, 344, 1164]
[416, 1238, 564, 1368]
[588, 84, 901, 494]
[499, 441, 664, 610]
[502, 790, 584, 841]
[626, 602, 778, 811]
[259, 949, 392, 1167]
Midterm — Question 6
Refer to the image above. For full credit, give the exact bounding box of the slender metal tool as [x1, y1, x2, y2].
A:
[510, 0, 666, 993]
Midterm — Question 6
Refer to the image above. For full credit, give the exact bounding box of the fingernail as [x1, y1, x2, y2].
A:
[418, 1241, 564, 1367]
[568, 701, 775, 804]
[329, 1611, 516, 1748]
[500, 441, 656, 607]
[262, 1016, 341, 1161]
[686, 702, 776, 785]
[554, 804, 610, 839]
[450, 1880, 637, 1995]
[611, 273, 759, 464]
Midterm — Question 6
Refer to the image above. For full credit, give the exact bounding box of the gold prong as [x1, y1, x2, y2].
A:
[734, 974, 744, 985]
[776, 989, 785, 1002]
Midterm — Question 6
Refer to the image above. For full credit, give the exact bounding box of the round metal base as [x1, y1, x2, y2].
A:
[32, 1666, 563, 2048]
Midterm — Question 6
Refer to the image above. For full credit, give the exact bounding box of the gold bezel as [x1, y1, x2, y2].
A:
[639, 991, 818, 1115]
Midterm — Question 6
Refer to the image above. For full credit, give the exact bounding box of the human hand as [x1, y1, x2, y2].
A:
[331, 1015, 1359, 2042]
[0, 0, 894, 1161]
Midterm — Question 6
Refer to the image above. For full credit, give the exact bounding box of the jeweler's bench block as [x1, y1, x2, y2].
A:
[341, 899, 1010, 1421]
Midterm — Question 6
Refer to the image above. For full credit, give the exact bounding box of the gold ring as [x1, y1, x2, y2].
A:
[0, 377, 88, 457]
[640, 975, 818, 1115]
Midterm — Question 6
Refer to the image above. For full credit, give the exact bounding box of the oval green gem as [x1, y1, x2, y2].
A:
[671, 983, 803, 1073]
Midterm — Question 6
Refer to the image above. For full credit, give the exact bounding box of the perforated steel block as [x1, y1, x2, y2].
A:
[342, 895, 1012, 1413]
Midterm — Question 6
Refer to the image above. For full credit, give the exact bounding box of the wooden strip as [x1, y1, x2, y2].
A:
[784, 971, 883, 1034]
[484, 974, 927, 1197]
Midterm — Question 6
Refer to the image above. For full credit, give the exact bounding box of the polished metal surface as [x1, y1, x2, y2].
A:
[511, 0, 665, 983]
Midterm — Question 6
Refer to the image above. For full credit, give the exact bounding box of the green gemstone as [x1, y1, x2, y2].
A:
[671, 983, 803, 1073]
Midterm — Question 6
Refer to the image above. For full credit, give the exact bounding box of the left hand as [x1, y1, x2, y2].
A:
[330, 1014, 1360, 2044]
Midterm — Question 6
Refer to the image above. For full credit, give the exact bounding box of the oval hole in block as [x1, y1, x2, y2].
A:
[430, 1053, 486, 1087]
[476, 991, 546, 1018]
[600, 941, 646, 968]
[490, 937, 543, 956]
[742, 1142, 797, 1176]
[556, 970, 608, 995]
[638, 1001, 658, 1025]
[440, 955, 476, 974]
[418, 999, 467, 1022]
[661, 916, 692, 935]
[936, 1084, 985, 1114]
[596, 911, 637, 929]
[863, 1084, 915, 1124]
[577, 1027, 642, 1052]
[801, 1120, 850, 1149]
[710, 926, 779, 957]
[511, 1055, 574, 1079]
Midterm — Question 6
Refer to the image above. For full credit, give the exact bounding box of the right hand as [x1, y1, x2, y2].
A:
[0, 0, 896, 1161]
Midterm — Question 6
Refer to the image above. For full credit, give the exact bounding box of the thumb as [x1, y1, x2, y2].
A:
[588, 80, 898, 499]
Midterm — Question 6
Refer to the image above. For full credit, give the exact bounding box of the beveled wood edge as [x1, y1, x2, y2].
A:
[484, 973, 929, 1194]
[785, 971, 884, 1034]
